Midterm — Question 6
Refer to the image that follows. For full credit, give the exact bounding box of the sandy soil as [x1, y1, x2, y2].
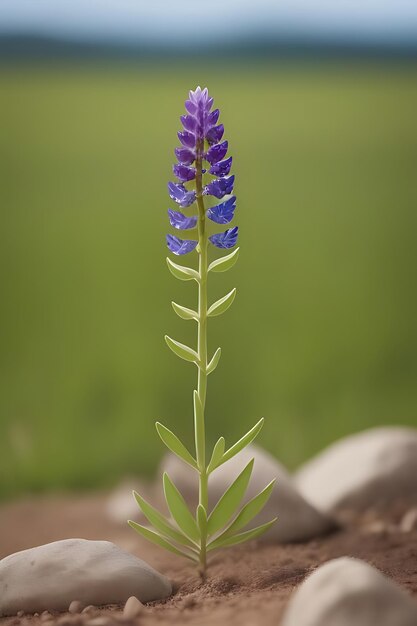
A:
[0, 492, 416, 626]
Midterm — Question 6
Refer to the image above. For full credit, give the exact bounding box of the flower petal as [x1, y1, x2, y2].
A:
[206, 124, 224, 145]
[168, 182, 196, 208]
[205, 141, 228, 165]
[209, 157, 232, 177]
[177, 131, 196, 148]
[168, 209, 197, 230]
[173, 164, 196, 182]
[180, 115, 197, 133]
[166, 234, 198, 255]
[207, 109, 220, 127]
[206, 196, 236, 224]
[174, 147, 195, 165]
[204, 175, 235, 199]
[209, 227, 239, 249]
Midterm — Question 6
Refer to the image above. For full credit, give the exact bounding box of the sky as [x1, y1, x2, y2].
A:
[0, 0, 416, 44]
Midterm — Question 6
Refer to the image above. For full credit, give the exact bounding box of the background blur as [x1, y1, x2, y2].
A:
[1, 1, 416, 502]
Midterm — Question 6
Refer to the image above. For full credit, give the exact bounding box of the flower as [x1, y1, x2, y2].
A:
[207, 196, 236, 224]
[168, 209, 197, 230]
[167, 87, 238, 253]
[166, 234, 198, 255]
[209, 227, 239, 249]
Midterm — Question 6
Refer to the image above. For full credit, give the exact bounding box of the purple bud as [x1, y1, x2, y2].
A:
[173, 164, 196, 182]
[180, 115, 197, 133]
[205, 175, 235, 199]
[168, 182, 196, 208]
[167, 234, 198, 255]
[206, 124, 224, 145]
[185, 100, 197, 115]
[207, 108, 220, 127]
[209, 157, 232, 177]
[205, 141, 228, 165]
[207, 196, 236, 224]
[168, 209, 197, 230]
[175, 147, 195, 165]
[209, 227, 238, 249]
[178, 131, 196, 148]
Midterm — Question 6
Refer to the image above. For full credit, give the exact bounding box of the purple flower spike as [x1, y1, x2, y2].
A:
[207, 196, 236, 224]
[209, 157, 232, 177]
[173, 164, 196, 182]
[175, 147, 195, 165]
[206, 141, 228, 165]
[206, 124, 224, 145]
[178, 131, 196, 148]
[205, 175, 235, 199]
[168, 209, 197, 230]
[166, 234, 198, 255]
[168, 182, 196, 208]
[209, 226, 239, 249]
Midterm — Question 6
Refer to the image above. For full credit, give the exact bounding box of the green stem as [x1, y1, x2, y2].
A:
[195, 138, 208, 579]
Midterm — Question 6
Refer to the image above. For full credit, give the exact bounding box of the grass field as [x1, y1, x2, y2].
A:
[1, 62, 417, 500]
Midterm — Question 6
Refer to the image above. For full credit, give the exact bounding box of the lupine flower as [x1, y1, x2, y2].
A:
[207, 196, 236, 224]
[166, 234, 197, 255]
[167, 86, 238, 253]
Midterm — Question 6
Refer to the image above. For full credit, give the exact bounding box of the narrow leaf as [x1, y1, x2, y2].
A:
[128, 520, 198, 561]
[207, 518, 277, 551]
[220, 418, 264, 465]
[207, 436, 225, 474]
[208, 247, 240, 273]
[165, 335, 199, 364]
[166, 257, 199, 281]
[155, 422, 198, 470]
[197, 504, 207, 537]
[207, 459, 254, 536]
[132, 490, 196, 548]
[206, 347, 221, 375]
[163, 473, 200, 542]
[219, 479, 276, 537]
[172, 302, 199, 321]
[207, 288, 236, 317]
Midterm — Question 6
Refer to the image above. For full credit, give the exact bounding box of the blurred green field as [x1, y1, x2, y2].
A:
[1, 62, 417, 501]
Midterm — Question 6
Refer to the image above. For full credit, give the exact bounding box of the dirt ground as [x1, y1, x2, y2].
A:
[1, 492, 417, 626]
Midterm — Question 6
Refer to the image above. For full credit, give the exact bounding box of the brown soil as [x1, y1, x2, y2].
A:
[1, 493, 416, 626]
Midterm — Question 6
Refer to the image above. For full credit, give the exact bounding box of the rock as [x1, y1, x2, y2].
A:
[17, 611, 24, 617]
[281, 557, 417, 626]
[105, 480, 148, 525]
[81, 606, 96, 614]
[68, 601, 85, 614]
[159, 444, 335, 543]
[123, 596, 143, 619]
[0, 539, 172, 616]
[295, 427, 417, 513]
[400, 507, 417, 533]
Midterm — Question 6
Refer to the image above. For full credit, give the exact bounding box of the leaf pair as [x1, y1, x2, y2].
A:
[207, 418, 265, 474]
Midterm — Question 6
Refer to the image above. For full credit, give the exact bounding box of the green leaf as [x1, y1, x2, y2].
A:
[132, 490, 196, 548]
[166, 257, 199, 281]
[207, 288, 236, 317]
[206, 347, 221, 375]
[197, 504, 207, 537]
[163, 473, 200, 542]
[207, 437, 225, 474]
[172, 302, 199, 322]
[207, 518, 277, 551]
[220, 418, 264, 465]
[155, 422, 198, 470]
[128, 520, 198, 561]
[208, 247, 240, 273]
[165, 335, 199, 364]
[207, 459, 254, 536]
[220, 479, 276, 537]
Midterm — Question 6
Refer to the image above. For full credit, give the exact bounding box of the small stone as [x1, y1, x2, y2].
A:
[0, 539, 171, 616]
[34, 613, 39, 617]
[17, 611, 24, 617]
[281, 557, 417, 626]
[69, 601, 85, 614]
[123, 596, 143, 620]
[400, 507, 417, 533]
[81, 606, 96, 614]
[41, 612, 51, 621]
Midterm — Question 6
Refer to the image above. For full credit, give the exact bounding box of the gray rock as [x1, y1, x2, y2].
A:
[295, 427, 417, 513]
[0, 539, 171, 616]
[123, 596, 143, 619]
[281, 557, 417, 626]
[160, 444, 335, 543]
